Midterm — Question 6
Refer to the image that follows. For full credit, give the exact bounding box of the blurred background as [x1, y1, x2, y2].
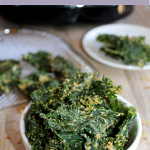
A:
[0, 5, 133, 24]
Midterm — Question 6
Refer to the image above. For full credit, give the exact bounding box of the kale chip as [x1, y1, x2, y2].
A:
[97, 34, 150, 67]
[26, 72, 137, 150]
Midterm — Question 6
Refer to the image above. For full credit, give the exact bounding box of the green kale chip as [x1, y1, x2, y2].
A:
[0, 51, 80, 103]
[114, 106, 137, 150]
[0, 61, 21, 93]
[26, 72, 137, 150]
[17, 70, 59, 99]
[97, 34, 150, 67]
[23, 51, 80, 82]
[23, 51, 51, 71]
[0, 59, 19, 75]
[50, 56, 80, 81]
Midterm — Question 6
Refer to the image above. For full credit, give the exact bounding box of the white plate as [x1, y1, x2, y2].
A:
[82, 24, 150, 70]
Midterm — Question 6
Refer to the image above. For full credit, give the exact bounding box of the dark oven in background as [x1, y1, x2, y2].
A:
[0, 5, 133, 24]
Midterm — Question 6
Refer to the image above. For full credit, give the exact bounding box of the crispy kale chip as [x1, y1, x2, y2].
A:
[114, 107, 137, 150]
[0, 51, 80, 102]
[17, 70, 59, 99]
[50, 56, 80, 81]
[97, 34, 150, 67]
[23, 51, 79, 82]
[26, 72, 137, 150]
[0, 60, 19, 75]
[23, 51, 51, 71]
[0, 61, 21, 93]
[0, 60, 59, 99]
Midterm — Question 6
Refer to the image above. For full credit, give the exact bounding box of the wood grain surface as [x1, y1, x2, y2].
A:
[0, 5, 150, 150]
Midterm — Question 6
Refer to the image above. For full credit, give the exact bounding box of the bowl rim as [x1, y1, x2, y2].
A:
[20, 94, 142, 150]
[20, 102, 32, 149]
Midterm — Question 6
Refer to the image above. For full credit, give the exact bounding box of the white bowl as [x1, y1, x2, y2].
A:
[20, 95, 142, 150]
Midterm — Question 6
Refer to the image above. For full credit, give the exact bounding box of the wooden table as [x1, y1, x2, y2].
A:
[0, 5, 150, 150]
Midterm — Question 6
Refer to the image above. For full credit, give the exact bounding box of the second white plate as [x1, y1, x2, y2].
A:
[82, 24, 150, 70]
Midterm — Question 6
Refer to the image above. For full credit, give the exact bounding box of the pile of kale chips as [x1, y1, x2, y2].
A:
[26, 72, 137, 150]
[97, 34, 150, 67]
[0, 51, 79, 99]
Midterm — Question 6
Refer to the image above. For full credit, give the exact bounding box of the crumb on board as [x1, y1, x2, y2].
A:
[134, 83, 137, 86]
[18, 141, 22, 144]
[133, 99, 136, 101]
[142, 119, 147, 123]
[144, 87, 150, 90]
[5, 110, 9, 116]
[6, 137, 11, 139]
[10, 120, 16, 123]
[142, 137, 147, 140]
[17, 106, 25, 114]
[141, 76, 150, 82]
[142, 132, 147, 136]
[146, 122, 150, 126]
[141, 119, 150, 126]
[0, 140, 3, 147]
[128, 76, 133, 80]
